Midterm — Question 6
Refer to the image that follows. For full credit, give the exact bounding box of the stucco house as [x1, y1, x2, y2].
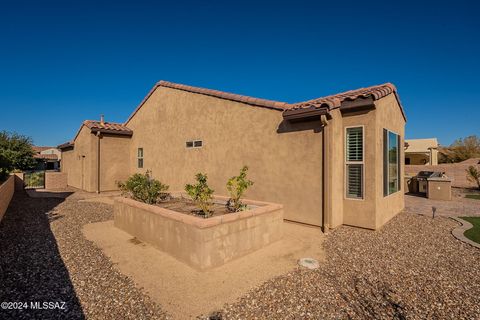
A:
[405, 138, 439, 165]
[33, 146, 61, 170]
[58, 81, 406, 230]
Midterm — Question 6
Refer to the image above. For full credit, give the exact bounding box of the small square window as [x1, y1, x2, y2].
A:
[186, 140, 203, 148]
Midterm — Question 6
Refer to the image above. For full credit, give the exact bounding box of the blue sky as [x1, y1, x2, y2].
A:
[0, 0, 479, 147]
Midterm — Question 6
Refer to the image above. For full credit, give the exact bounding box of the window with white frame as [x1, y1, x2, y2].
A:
[345, 126, 364, 199]
[383, 129, 401, 196]
[137, 148, 144, 168]
[186, 140, 203, 148]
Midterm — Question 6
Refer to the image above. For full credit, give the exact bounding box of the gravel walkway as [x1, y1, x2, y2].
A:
[216, 212, 480, 319]
[0, 192, 169, 319]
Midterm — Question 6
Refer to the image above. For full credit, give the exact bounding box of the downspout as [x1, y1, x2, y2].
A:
[320, 114, 329, 233]
[96, 132, 101, 194]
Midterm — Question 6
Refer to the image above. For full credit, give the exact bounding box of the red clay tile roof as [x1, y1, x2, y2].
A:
[83, 120, 133, 135]
[34, 153, 58, 160]
[290, 83, 395, 109]
[125, 81, 289, 124]
[287, 83, 406, 121]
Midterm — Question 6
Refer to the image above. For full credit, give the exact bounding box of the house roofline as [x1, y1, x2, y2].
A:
[124, 80, 289, 125]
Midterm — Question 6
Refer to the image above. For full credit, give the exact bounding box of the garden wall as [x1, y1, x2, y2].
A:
[405, 163, 480, 188]
[114, 195, 283, 270]
[45, 172, 68, 189]
[0, 175, 15, 222]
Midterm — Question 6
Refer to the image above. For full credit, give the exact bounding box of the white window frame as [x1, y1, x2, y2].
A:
[344, 125, 365, 200]
[384, 129, 401, 197]
[186, 139, 203, 149]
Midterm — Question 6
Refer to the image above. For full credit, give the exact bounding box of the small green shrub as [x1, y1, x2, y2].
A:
[118, 170, 169, 204]
[466, 166, 480, 190]
[185, 173, 214, 217]
[226, 166, 254, 212]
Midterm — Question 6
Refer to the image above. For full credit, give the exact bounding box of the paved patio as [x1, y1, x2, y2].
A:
[405, 188, 480, 217]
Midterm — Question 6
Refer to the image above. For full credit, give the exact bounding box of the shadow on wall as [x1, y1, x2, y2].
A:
[0, 191, 85, 319]
[276, 119, 324, 134]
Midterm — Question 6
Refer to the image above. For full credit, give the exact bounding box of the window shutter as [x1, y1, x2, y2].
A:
[346, 127, 363, 161]
[346, 127, 364, 199]
[347, 164, 363, 198]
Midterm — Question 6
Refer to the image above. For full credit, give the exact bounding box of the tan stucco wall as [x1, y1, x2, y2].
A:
[114, 196, 283, 270]
[61, 126, 96, 192]
[326, 94, 405, 230]
[325, 109, 344, 229]
[125, 87, 324, 226]
[427, 179, 451, 201]
[374, 94, 405, 229]
[341, 110, 378, 229]
[0, 175, 14, 222]
[98, 135, 131, 191]
[62, 129, 131, 192]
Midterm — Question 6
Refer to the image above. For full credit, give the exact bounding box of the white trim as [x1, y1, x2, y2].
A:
[344, 125, 365, 200]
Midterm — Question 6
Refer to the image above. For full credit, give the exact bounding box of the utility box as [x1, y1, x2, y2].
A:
[427, 177, 452, 201]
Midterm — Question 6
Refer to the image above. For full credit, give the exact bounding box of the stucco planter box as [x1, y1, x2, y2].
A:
[113, 194, 283, 270]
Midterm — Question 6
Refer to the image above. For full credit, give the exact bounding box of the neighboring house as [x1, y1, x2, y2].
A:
[58, 81, 406, 230]
[404, 138, 439, 165]
[33, 146, 61, 170]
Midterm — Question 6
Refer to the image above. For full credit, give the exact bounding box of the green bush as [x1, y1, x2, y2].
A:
[226, 166, 254, 212]
[185, 173, 214, 217]
[118, 170, 169, 204]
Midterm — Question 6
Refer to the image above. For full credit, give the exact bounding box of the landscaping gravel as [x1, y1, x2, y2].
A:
[0, 192, 169, 319]
[2, 191, 479, 319]
[215, 212, 480, 319]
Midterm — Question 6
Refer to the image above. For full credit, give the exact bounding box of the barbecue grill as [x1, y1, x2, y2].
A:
[415, 171, 445, 193]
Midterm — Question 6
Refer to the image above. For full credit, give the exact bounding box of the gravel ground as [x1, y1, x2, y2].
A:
[0, 192, 169, 319]
[2, 191, 479, 319]
[215, 212, 480, 319]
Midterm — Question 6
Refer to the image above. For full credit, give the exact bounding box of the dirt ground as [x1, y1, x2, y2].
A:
[82, 220, 325, 319]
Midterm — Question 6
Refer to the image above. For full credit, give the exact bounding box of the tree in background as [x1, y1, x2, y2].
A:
[0, 131, 36, 180]
[439, 135, 480, 163]
[466, 166, 480, 190]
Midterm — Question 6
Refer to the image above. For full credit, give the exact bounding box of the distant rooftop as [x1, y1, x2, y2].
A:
[405, 138, 439, 153]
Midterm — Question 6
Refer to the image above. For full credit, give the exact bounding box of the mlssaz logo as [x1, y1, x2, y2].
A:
[30, 302, 66, 310]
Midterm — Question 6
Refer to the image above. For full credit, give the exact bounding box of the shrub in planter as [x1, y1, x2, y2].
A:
[118, 170, 169, 204]
[185, 173, 214, 217]
[226, 166, 254, 212]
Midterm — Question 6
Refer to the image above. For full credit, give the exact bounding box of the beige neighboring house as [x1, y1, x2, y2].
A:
[404, 138, 439, 165]
[33, 146, 61, 170]
[58, 81, 406, 230]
